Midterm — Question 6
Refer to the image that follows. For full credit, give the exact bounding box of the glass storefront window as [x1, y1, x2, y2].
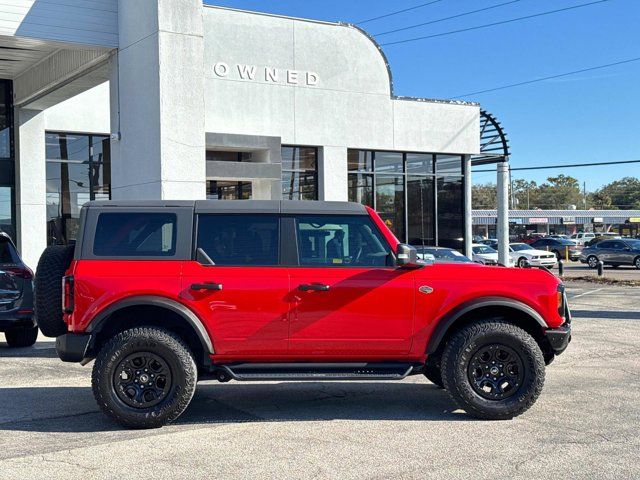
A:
[375, 175, 405, 239]
[347, 150, 372, 172]
[374, 151, 403, 174]
[282, 146, 318, 200]
[436, 176, 464, 249]
[0, 81, 14, 240]
[46, 132, 111, 246]
[348, 173, 374, 207]
[207, 180, 252, 200]
[407, 176, 435, 246]
[347, 149, 465, 249]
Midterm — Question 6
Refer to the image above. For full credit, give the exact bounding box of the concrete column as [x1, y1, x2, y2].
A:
[496, 161, 510, 266]
[318, 146, 348, 201]
[15, 109, 47, 269]
[110, 0, 206, 200]
[463, 155, 472, 258]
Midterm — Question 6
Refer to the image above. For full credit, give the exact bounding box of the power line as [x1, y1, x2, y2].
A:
[473, 159, 640, 173]
[380, 0, 611, 46]
[356, 0, 443, 25]
[373, 0, 523, 37]
[452, 56, 640, 98]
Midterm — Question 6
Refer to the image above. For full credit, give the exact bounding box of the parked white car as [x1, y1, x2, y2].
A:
[471, 244, 500, 266]
[509, 243, 558, 268]
[570, 232, 596, 245]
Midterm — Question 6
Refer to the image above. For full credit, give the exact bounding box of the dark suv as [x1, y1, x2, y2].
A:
[35, 200, 571, 428]
[0, 233, 37, 348]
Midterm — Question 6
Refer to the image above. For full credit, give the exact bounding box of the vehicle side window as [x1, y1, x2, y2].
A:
[294, 214, 392, 267]
[597, 241, 613, 249]
[93, 213, 176, 257]
[610, 241, 625, 249]
[0, 238, 20, 264]
[197, 214, 279, 266]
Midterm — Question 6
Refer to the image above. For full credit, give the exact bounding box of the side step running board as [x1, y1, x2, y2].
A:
[217, 362, 415, 382]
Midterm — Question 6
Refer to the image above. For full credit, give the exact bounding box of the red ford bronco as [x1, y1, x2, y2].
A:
[35, 200, 571, 429]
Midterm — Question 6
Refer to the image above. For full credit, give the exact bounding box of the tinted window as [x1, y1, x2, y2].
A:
[197, 215, 279, 266]
[295, 215, 392, 267]
[597, 241, 614, 249]
[610, 241, 626, 250]
[93, 213, 176, 257]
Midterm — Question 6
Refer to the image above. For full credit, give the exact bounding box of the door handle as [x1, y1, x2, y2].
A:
[298, 283, 330, 292]
[190, 282, 223, 291]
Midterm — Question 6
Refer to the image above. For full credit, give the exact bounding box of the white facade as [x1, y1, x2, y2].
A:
[0, 1, 481, 268]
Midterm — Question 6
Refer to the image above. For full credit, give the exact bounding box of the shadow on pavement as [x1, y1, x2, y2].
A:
[0, 381, 469, 433]
[571, 309, 640, 320]
[0, 341, 57, 358]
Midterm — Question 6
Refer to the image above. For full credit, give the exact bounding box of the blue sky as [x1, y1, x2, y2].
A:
[205, 0, 640, 191]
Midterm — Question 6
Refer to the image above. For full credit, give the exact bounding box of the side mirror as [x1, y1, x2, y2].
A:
[396, 243, 426, 268]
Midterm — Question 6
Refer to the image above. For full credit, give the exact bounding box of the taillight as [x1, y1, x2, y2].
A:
[4, 266, 33, 279]
[62, 275, 74, 314]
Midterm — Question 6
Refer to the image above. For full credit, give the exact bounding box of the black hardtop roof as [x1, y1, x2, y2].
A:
[85, 200, 368, 215]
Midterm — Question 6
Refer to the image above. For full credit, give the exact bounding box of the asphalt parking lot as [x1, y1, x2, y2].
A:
[558, 261, 640, 281]
[1, 282, 639, 480]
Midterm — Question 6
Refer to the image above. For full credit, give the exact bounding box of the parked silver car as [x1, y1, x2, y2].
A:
[579, 239, 640, 269]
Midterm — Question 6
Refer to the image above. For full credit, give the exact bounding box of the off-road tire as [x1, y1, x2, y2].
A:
[423, 353, 444, 388]
[4, 325, 38, 348]
[441, 320, 545, 420]
[92, 327, 197, 429]
[34, 245, 75, 337]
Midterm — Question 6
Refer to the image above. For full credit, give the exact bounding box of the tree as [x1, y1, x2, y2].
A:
[536, 175, 583, 209]
[472, 183, 497, 209]
[590, 177, 640, 209]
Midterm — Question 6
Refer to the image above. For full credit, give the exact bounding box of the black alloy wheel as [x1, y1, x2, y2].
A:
[467, 344, 524, 400]
[114, 352, 173, 408]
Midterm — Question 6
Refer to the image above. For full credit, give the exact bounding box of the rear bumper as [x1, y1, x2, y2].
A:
[0, 309, 35, 332]
[56, 333, 93, 362]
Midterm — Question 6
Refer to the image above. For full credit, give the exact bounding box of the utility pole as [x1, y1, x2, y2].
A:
[583, 181, 587, 209]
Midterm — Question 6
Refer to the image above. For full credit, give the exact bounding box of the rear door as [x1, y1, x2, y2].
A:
[181, 211, 290, 357]
[288, 214, 415, 356]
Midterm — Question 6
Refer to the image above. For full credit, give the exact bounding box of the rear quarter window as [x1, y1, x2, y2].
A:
[0, 238, 19, 264]
[93, 213, 177, 257]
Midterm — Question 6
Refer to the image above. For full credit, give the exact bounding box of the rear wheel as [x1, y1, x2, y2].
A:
[634, 257, 640, 269]
[4, 325, 38, 348]
[92, 327, 197, 429]
[441, 320, 545, 420]
[587, 255, 599, 269]
[34, 245, 75, 337]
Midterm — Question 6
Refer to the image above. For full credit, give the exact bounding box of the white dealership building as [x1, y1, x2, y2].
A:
[0, 1, 487, 268]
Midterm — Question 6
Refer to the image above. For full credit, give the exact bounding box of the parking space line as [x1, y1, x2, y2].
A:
[570, 288, 604, 299]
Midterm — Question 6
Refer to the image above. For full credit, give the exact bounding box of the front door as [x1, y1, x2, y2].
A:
[288, 214, 415, 356]
[181, 213, 290, 357]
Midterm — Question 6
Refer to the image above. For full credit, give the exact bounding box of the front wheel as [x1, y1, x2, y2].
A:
[634, 257, 640, 269]
[4, 325, 38, 348]
[92, 327, 197, 429]
[441, 320, 545, 420]
[517, 257, 528, 268]
[587, 255, 599, 269]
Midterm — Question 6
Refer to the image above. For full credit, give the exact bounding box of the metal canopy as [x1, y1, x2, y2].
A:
[471, 110, 510, 166]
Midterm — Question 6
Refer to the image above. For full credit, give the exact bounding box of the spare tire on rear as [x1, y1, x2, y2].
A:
[35, 245, 75, 337]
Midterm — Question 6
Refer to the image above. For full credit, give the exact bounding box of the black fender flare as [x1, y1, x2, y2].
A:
[86, 295, 214, 355]
[426, 297, 546, 355]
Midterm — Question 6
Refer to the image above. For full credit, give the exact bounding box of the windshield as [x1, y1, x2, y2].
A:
[510, 243, 533, 252]
[473, 245, 496, 254]
[418, 248, 471, 263]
